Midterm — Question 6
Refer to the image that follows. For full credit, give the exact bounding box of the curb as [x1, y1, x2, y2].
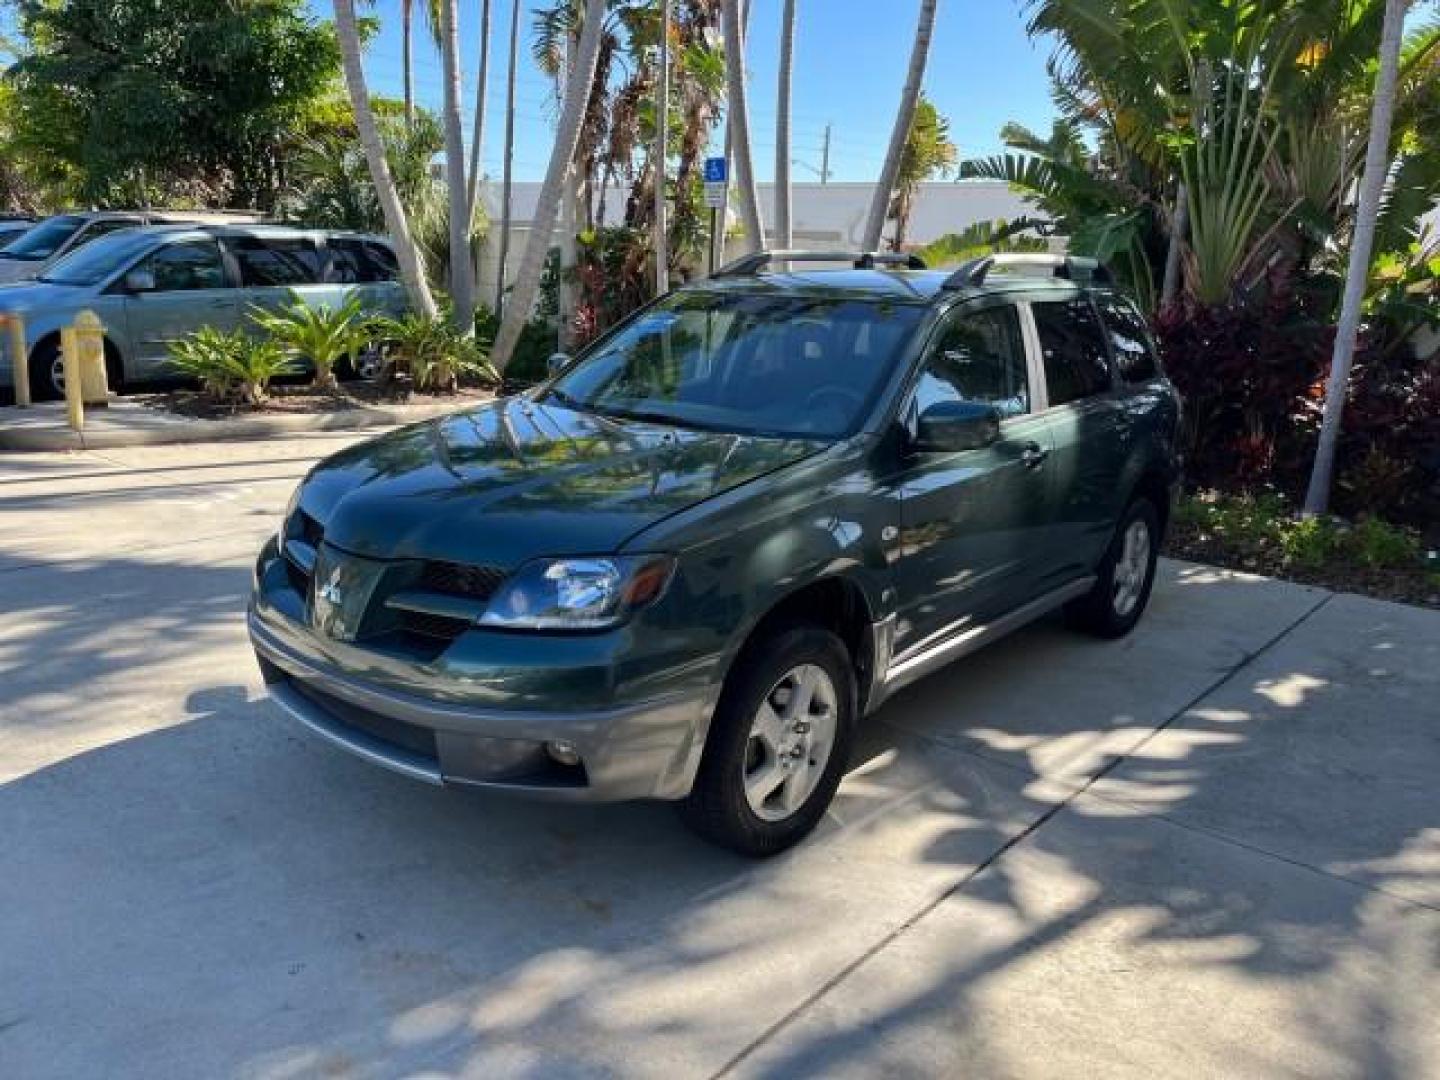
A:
[0, 399, 474, 452]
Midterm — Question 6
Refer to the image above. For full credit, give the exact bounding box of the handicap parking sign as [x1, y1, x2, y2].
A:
[703, 157, 728, 184]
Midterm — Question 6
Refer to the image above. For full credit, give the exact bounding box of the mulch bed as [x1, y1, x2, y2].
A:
[1166, 523, 1440, 610]
[130, 380, 493, 421]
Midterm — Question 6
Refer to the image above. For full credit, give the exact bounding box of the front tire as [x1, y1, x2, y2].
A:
[679, 625, 855, 857]
[28, 338, 64, 402]
[1067, 498, 1160, 638]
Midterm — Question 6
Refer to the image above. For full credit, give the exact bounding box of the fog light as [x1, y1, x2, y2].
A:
[545, 740, 581, 766]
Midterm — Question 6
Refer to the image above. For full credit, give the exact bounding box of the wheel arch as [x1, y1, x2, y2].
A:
[29, 329, 126, 393]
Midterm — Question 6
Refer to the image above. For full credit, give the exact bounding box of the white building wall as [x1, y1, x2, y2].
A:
[476, 180, 1042, 303]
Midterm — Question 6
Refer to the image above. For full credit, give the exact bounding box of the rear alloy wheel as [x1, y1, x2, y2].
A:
[679, 625, 854, 856]
[1067, 498, 1161, 638]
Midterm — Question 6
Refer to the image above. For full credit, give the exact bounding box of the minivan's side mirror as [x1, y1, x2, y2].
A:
[546, 352, 573, 377]
[912, 400, 1001, 454]
[124, 268, 156, 293]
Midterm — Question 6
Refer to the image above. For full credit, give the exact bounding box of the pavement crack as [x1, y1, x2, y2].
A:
[711, 591, 1336, 1078]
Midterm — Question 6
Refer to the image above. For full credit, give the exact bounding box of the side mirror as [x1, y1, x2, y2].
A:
[124, 268, 156, 293]
[912, 400, 1001, 454]
[546, 352, 573, 377]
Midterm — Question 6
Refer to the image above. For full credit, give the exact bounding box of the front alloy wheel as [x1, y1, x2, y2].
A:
[680, 625, 855, 856]
[742, 664, 839, 822]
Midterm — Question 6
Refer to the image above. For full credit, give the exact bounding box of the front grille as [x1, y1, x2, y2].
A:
[296, 510, 324, 547]
[399, 610, 473, 641]
[420, 560, 507, 601]
[285, 558, 312, 597]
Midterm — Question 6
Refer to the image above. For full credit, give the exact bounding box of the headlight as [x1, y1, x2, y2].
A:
[479, 555, 676, 630]
[278, 483, 304, 546]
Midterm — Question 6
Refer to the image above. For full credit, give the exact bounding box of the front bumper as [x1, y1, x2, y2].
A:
[249, 608, 711, 802]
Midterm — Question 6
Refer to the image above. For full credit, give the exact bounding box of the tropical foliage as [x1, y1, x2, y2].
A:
[368, 312, 499, 392]
[249, 292, 371, 391]
[167, 327, 300, 408]
[887, 95, 957, 251]
[6, 0, 340, 210]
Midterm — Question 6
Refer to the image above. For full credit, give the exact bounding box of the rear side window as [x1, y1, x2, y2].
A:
[1031, 298, 1112, 406]
[326, 239, 399, 283]
[363, 242, 400, 281]
[915, 304, 1030, 418]
[229, 237, 322, 287]
[1095, 295, 1159, 382]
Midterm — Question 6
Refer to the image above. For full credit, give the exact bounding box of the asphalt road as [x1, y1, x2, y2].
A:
[2, 433, 1437, 1079]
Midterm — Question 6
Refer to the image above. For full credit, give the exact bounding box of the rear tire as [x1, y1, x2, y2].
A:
[678, 625, 855, 857]
[1066, 498, 1160, 638]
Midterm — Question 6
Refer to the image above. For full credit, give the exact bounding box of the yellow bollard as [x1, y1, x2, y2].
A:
[73, 310, 109, 407]
[60, 324, 84, 432]
[3, 313, 29, 408]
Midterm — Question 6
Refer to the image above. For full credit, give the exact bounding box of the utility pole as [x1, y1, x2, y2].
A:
[495, 0, 520, 316]
[821, 123, 831, 185]
[654, 0, 670, 294]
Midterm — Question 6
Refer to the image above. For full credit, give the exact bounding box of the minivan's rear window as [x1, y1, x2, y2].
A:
[229, 237, 324, 286]
[326, 239, 400, 283]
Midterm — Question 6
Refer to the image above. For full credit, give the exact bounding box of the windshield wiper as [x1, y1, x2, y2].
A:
[544, 387, 596, 415]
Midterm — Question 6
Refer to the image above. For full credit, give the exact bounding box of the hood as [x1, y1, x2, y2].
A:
[0, 281, 85, 312]
[299, 396, 826, 566]
[0, 257, 44, 286]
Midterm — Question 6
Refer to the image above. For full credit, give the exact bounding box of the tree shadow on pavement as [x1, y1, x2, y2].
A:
[1, 558, 1437, 1078]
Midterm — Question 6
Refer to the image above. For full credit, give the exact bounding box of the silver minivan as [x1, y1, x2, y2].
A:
[0, 225, 409, 398]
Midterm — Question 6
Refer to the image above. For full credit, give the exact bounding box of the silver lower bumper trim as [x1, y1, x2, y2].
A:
[267, 678, 444, 785]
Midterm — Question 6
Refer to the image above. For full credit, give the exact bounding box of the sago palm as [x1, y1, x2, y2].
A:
[250, 292, 370, 391]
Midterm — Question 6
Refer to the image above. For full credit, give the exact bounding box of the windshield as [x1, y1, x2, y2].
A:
[549, 291, 925, 439]
[38, 230, 160, 287]
[0, 215, 84, 261]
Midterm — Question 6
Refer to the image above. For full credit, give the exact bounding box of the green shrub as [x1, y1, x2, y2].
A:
[250, 291, 368, 391]
[368, 313, 497, 393]
[1281, 516, 1341, 570]
[168, 327, 299, 407]
[474, 305, 557, 388]
[1346, 517, 1422, 570]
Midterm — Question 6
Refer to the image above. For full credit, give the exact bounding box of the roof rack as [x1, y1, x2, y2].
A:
[941, 253, 1111, 290]
[712, 249, 927, 277]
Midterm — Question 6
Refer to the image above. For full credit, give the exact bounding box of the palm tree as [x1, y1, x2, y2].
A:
[496, 0, 521, 314]
[402, 0, 415, 125]
[722, 0, 764, 252]
[888, 94, 955, 250]
[332, 0, 439, 319]
[862, 0, 938, 252]
[466, 0, 494, 227]
[1304, 0, 1412, 515]
[774, 0, 796, 248]
[438, 0, 476, 329]
[654, 0, 672, 294]
[490, 0, 610, 371]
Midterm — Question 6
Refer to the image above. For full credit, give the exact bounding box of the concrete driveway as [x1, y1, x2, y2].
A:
[2, 433, 1436, 1079]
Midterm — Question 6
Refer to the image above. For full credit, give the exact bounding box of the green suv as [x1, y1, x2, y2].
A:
[249, 252, 1180, 855]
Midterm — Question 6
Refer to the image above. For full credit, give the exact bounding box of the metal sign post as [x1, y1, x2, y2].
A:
[704, 156, 728, 276]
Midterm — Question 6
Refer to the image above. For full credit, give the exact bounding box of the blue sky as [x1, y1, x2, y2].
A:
[0, 1, 1059, 182]
[332, 0, 1060, 182]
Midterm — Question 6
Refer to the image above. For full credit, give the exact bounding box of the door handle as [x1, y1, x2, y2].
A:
[1021, 442, 1050, 469]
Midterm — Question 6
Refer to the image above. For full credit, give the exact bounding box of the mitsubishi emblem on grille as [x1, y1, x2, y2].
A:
[310, 548, 384, 642]
[316, 568, 345, 607]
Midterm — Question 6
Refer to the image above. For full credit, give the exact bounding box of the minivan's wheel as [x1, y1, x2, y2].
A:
[340, 342, 387, 382]
[679, 625, 855, 857]
[1067, 498, 1160, 638]
[27, 339, 64, 402]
